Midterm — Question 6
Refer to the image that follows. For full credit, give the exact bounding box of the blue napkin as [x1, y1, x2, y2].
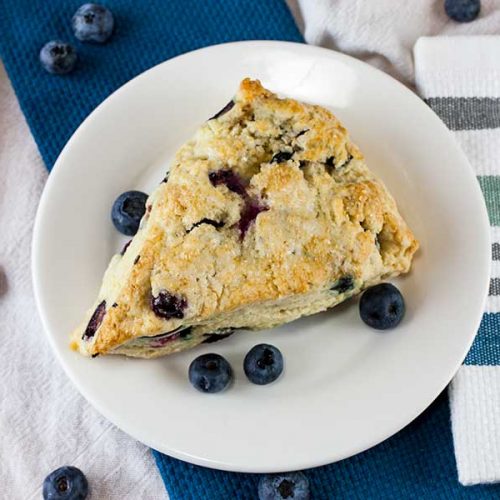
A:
[1, 1, 499, 498]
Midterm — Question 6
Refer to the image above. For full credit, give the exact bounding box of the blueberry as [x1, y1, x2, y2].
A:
[238, 199, 268, 238]
[258, 472, 310, 500]
[111, 191, 148, 236]
[209, 169, 247, 196]
[444, 0, 480, 22]
[72, 4, 114, 43]
[187, 218, 224, 233]
[209, 100, 235, 120]
[202, 328, 235, 344]
[82, 300, 106, 340]
[39, 41, 77, 75]
[43, 466, 88, 500]
[188, 353, 233, 393]
[151, 290, 187, 319]
[244, 344, 283, 385]
[271, 151, 293, 163]
[331, 276, 354, 294]
[359, 283, 405, 330]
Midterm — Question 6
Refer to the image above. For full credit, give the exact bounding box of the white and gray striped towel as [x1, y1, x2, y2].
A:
[415, 35, 500, 486]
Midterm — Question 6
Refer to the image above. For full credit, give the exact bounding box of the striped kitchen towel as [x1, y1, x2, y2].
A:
[415, 36, 500, 486]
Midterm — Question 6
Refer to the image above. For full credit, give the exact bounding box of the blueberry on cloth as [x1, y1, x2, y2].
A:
[111, 191, 148, 236]
[72, 3, 114, 43]
[39, 41, 77, 74]
[43, 466, 88, 500]
[444, 0, 480, 22]
[359, 283, 405, 330]
[258, 472, 310, 500]
[188, 353, 233, 393]
[244, 344, 283, 385]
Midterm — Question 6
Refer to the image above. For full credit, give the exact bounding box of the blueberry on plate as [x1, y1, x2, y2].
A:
[72, 3, 114, 43]
[189, 353, 233, 393]
[43, 466, 88, 500]
[444, 0, 480, 22]
[258, 472, 310, 500]
[39, 41, 77, 75]
[111, 191, 148, 236]
[244, 344, 283, 385]
[359, 283, 405, 330]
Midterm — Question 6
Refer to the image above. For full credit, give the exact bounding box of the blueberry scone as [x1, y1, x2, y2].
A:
[71, 79, 418, 359]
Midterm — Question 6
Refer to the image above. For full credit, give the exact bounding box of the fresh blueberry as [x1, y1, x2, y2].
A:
[258, 472, 310, 500]
[244, 344, 283, 385]
[72, 3, 114, 43]
[359, 283, 405, 330]
[39, 41, 77, 75]
[151, 290, 187, 319]
[111, 191, 148, 236]
[444, 0, 480, 22]
[43, 466, 88, 500]
[188, 353, 233, 393]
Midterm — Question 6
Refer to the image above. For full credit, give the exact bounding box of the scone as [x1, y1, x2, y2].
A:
[71, 79, 418, 359]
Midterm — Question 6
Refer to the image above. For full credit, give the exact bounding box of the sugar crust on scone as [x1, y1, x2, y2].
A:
[71, 78, 418, 358]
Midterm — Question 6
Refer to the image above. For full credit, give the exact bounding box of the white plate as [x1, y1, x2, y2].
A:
[32, 41, 490, 473]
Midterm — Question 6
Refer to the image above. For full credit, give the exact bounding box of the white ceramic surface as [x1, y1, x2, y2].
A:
[32, 41, 490, 473]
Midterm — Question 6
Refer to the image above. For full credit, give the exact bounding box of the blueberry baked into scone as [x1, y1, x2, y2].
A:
[71, 79, 418, 359]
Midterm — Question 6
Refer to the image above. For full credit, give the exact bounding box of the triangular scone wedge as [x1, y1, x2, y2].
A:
[71, 79, 418, 359]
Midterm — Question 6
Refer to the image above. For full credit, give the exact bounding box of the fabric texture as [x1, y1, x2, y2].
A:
[289, 0, 500, 88]
[0, 62, 166, 499]
[0, 0, 302, 169]
[415, 35, 500, 486]
[1, 0, 500, 497]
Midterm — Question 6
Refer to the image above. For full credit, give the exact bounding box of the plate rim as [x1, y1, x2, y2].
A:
[32, 40, 491, 473]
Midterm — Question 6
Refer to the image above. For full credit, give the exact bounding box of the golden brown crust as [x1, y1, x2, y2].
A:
[71, 78, 418, 358]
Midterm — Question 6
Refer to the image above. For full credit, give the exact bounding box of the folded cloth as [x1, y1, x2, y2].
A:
[289, 0, 500, 88]
[415, 35, 500, 486]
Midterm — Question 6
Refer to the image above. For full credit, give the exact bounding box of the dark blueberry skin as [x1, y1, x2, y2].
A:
[209, 100, 235, 120]
[40, 41, 77, 75]
[187, 218, 224, 233]
[202, 329, 235, 344]
[209, 169, 247, 197]
[359, 283, 405, 330]
[244, 344, 283, 385]
[445, 0, 480, 22]
[238, 199, 268, 238]
[151, 290, 187, 319]
[331, 276, 354, 294]
[189, 353, 233, 393]
[271, 151, 293, 163]
[111, 191, 148, 236]
[72, 4, 114, 43]
[82, 300, 106, 340]
[43, 466, 88, 500]
[258, 472, 310, 500]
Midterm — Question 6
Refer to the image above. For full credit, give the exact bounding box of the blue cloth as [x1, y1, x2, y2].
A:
[1, 1, 498, 498]
[0, 0, 302, 169]
[154, 393, 500, 500]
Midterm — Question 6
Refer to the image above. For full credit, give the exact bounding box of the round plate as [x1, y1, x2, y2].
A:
[32, 41, 490, 473]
